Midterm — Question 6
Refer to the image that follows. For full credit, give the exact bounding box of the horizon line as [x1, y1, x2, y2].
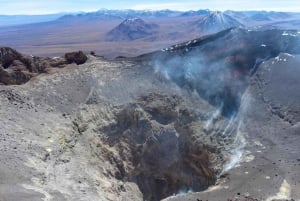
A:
[1, 8, 300, 16]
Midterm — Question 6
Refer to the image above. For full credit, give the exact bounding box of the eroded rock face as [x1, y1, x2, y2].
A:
[0, 67, 33, 85]
[0, 47, 88, 85]
[73, 92, 231, 201]
[106, 94, 216, 200]
[0, 47, 24, 68]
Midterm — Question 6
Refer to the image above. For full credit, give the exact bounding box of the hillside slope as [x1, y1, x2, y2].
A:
[106, 18, 159, 41]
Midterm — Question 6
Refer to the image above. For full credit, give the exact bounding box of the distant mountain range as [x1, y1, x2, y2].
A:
[106, 18, 159, 41]
[192, 11, 243, 34]
[0, 13, 65, 27]
[249, 11, 291, 21]
[1, 9, 300, 58]
[180, 9, 210, 17]
[57, 9, 183, 21]
[1, 9, 300, 28]
[106, 10, 296, 42]
[56, 9, 300, 24]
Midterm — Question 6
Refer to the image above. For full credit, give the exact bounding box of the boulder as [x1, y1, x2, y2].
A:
[64, 51, 88, 65]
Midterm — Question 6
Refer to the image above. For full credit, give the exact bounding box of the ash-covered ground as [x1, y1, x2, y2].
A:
[0, 28, 299, 201]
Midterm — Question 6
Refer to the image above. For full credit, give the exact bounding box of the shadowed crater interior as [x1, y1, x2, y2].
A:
[98, 93, 221, 201]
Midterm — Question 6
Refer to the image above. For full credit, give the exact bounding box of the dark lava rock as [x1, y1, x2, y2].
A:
[0, 47, 23, 68]
[64, 51, 88, 65]
[0, 47, 88, 85]
[0, 67, 32, 85]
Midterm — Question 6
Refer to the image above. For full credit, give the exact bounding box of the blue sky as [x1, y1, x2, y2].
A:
[1, 0, 300, 15]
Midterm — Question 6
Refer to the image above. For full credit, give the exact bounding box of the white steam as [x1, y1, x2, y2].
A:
[152, 47, 253, 174]
[175, 188, 193, 196]
[223, 120, 246, 172]
[204, 103, 223, 131]
[222, 91, 251, 173]
[222, 114, 236, 136]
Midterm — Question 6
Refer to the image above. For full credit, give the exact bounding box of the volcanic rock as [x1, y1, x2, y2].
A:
[0, 47, 88, 85]
[64, 51, 88, 65]
[0, 28, 300, 201]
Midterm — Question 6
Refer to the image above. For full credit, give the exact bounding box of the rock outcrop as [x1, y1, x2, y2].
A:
[64, 51, 88, 65]
[0, 47, 88, 85]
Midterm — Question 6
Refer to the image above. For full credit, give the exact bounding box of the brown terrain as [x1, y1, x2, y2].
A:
[0, 17, 201, 59]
